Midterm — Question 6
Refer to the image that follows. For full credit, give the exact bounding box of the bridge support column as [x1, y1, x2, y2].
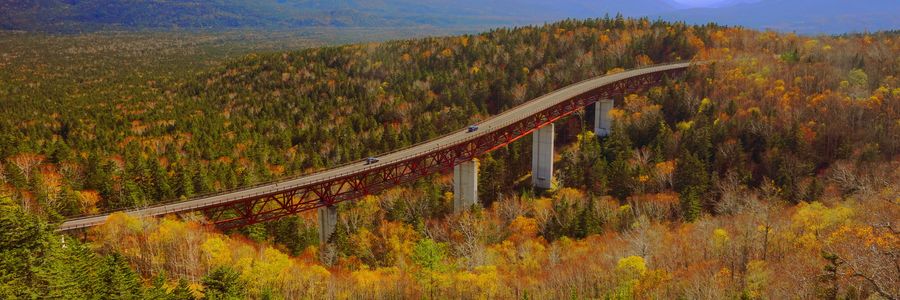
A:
[532, 123, 554, 189]
[318, 205, 338, 245]
[453, 159, 478, 212]
[594, 99, 614, 137]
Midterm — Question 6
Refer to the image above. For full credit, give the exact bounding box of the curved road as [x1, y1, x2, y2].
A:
[58, 62, 696, 231]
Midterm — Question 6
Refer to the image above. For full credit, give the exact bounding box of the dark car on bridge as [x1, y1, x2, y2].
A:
[365, 157, 379, 165]
[467, 125, 479, 132]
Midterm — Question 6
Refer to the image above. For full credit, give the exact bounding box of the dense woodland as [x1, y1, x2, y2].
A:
[1, 18, 899, 299]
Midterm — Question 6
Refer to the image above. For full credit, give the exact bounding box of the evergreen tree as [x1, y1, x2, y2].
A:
[170, 278, 196, 300]
[607, 156, 635, 200]
[576, 197, 603, 238]
[34, 239, 100, 299]
[603, 122, 633, 163]
[0, 195, 48, 298]
[478, 153, 507, 206]
[202, 266, 246, 300]
[603, 124, 635, 200]
[1, 195, 115, 299]
[651, 121, 675, 162]
[674, 151, 709, 194]
[144, 273, 170, 300]
[98, 253, 143, 300]
[150, 159, 174, 202]
[674, 151, 709, 221]
[680, 186, 703, 222]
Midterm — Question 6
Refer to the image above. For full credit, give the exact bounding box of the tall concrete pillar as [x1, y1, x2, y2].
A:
[318, 205, 338, 245]
[594, 99, 614, 137]
[531, 123, 554, 189]
[453, 159, 478, 212]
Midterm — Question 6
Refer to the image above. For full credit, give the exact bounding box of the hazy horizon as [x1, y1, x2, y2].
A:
[2, 0, 897, 34]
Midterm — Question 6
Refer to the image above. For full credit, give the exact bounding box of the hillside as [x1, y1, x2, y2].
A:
[1, 17, 898, 298]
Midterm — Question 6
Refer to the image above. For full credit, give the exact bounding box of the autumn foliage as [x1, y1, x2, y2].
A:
[1, 17, 899, 299]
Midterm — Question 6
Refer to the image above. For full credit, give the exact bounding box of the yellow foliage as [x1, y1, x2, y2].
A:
[459, 36, 469, 47]
[792, 202, 853, 236]
[378, 221, 419, 266]
[555, 188, 585, 201]
[76, 190, 100, 214]
[635, 54, 653, 66]
[744, 260, 769, 298]
[201, 236, 232, 267]
[638, 175, 649, 183]
[616, 256, 648, 280]
[351, 266, 401, 295]
[242, 246, 292, 294]
[151, 217, 187, 244]
[532, 197, 553, 215]
[655, 161, 675, 176]
[103, 212, 144, 233]
[509, 216, 539, 241]
[676, 120, 694, 131]
[189, 282, 205, 299]
[450, 265, 501, 299]
[828, 224, 899, 250]
[712, 228, 730, 250]
[350, 227, 376, 260]
[608, 108, 626, 120]
[598, 34, 610, 44]
[440, 48, 453, 58]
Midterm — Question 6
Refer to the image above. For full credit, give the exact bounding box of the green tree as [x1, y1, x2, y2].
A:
[561, 131, 608, 194]
[202, 266, 246, 300]
[144, 273, 170, 300]
[479, 153, 508, 206]
[604, 124, 636, 200]
[98, 253, 143, 300]
[0, 195, 48, 298]
[411, 238, 450, 298]
[674, 151, 709, 221]
[576, 197, 604, 238]
[170, 278, 196, 300]
[0, 195, 116, 299]
[650, 121, 675, 162]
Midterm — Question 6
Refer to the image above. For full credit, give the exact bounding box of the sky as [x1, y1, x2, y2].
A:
[669, 0, 757, 8]
[671, 0, 726, 6]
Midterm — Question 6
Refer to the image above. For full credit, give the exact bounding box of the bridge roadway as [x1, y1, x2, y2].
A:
[58, 62, 695, 231]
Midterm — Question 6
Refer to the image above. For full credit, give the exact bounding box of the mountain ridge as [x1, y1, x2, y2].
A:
[1, 0, 897, 34]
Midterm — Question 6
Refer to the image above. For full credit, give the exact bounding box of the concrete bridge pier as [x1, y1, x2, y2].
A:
[453, 159, 479, 212]
[531, 123, 554, 189]
[594, 99, 614, 137]
[318, 205, 338, 245]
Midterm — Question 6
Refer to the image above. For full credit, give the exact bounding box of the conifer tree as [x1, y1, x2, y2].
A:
[674, 151, 709, 221]
[202, 266, 246, 300]
[98, 253, 143, 300]
[170, 278, 196, 300]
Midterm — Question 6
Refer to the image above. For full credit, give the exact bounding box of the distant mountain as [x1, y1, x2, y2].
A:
[1, 0, 897, 34]
[662, 0, 900, 34]
[0, 0, 680, 32]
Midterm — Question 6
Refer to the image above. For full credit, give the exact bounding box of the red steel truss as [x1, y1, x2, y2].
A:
[198, 68, 686, 230]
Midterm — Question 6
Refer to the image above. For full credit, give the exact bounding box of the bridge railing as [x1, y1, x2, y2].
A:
[57, 61, 698, 227]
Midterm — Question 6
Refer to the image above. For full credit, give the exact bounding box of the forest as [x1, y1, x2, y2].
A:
[1, 17, 898, 299]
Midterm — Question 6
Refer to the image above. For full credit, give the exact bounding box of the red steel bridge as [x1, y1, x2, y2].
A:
[58, 62, 697, 232]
